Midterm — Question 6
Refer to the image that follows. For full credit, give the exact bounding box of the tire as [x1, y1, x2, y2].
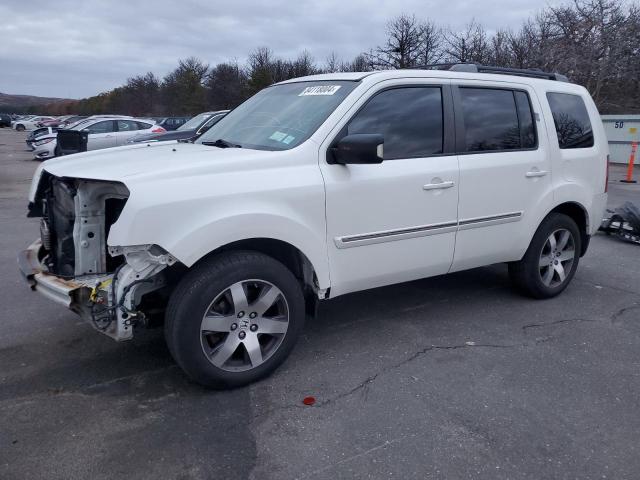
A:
[16, 124, 25, 131]
[509, 213, 581, 299]
[165, 250, 306, 388]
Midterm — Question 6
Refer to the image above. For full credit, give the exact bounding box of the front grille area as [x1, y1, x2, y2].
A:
[38, 176, 129, 277]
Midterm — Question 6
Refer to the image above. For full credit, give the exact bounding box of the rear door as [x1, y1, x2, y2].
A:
[86, 120, 117, 150]
[450, 81, 553, 272]
[115, 120, 144, 145]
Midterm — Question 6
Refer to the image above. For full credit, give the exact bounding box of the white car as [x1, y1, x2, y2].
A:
[57, 117, 165, 153]
[31, 132, 58, 160]
[12, 116, 55, 131]
[20, 64, 608, 388]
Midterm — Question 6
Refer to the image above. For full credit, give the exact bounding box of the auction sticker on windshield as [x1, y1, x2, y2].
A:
[299, 85, 341, 96]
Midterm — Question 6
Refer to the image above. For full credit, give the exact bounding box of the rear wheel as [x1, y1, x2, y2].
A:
[165, 251, 305, 388]
[509, 213, 581, 299]
[15, 124, 25, 131]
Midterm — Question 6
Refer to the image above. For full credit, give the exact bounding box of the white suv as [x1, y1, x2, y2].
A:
[19, 64, 608, 388]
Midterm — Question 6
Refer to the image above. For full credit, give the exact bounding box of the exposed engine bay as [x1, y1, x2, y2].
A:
[21, 173, 177, 340]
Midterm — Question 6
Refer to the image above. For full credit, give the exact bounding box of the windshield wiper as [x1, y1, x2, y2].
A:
[202, 138, 242, 148]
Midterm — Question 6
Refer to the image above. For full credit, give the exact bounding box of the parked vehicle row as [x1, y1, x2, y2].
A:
[128, 111, 228, 144]
[11, 112, 227, 160]
[12, 116, 56, 131]
[19, 64, 608, 388]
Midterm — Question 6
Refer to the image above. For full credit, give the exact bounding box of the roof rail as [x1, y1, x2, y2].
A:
[407, 63, 570, 82]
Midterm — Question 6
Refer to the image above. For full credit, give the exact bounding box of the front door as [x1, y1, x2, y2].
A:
[320, 80, 460, 297]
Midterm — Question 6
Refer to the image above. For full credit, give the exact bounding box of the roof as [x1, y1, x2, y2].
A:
[276, 69, 580, 91]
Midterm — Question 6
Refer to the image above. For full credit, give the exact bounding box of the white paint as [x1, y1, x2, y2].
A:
[33, 69, 608, 300]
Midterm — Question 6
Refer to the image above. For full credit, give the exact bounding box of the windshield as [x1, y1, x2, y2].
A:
[197, 81, 358, 150]
[178, 113, 210, 131]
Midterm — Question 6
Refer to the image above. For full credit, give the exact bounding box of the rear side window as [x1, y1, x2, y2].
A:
[546, 93, 594, 149]
[347, 87, 443, 159]
[136, 121, 153, 130]
[460, 88, 536, 152]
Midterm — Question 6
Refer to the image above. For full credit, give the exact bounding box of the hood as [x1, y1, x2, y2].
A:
[39, 141, 283, 185]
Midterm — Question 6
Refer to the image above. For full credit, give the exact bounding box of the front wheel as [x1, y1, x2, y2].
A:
[509, 213, 581, 299]
[165, 251, 306, 388]
[15, 124, 25, 131]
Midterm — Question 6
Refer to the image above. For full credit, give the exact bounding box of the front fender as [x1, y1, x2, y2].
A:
[168, 212, 330, 288]
[107, 184, 330, 289]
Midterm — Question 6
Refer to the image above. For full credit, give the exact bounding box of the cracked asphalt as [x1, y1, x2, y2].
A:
[1, 127, 640, 479]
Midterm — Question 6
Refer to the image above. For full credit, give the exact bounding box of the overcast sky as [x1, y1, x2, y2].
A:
[0, 0, 565, 99]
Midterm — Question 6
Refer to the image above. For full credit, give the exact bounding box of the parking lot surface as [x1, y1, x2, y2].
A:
[1, 127, 640, 480]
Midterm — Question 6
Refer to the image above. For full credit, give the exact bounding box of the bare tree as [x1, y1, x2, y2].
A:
[443, 19, 489, 64]
[206, 61, 248, 109]
[368, 14, 432, 68]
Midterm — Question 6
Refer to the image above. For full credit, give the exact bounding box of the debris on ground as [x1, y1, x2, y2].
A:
[600, 202, 640, 245]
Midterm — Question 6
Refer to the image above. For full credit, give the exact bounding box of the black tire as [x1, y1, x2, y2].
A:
[509, 213, 581, 299]
[165, 250, 305, 389]
[15, 124, 25, 131]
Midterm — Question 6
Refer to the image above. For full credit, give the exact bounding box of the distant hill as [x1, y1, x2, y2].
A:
[0, 92, 73, 111]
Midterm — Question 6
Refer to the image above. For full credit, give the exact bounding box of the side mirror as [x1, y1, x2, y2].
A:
[330, 134, 384, 165]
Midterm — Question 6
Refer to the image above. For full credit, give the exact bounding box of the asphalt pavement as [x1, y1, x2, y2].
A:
[1, 127, 639, 480]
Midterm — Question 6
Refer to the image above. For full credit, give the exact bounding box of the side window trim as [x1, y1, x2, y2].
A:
[451, 84, 539, 155]
[327, 83, 456, 162]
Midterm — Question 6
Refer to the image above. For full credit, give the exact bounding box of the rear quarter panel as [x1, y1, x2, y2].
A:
[538, 83, 608, 235]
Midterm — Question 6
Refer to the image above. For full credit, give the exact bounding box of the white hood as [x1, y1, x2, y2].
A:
[30, 142, 283, 201]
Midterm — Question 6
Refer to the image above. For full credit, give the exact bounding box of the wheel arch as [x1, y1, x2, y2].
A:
[189, 237, 323, 317]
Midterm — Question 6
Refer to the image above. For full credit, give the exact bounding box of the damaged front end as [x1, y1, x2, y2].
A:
[18, 174, 176, 341]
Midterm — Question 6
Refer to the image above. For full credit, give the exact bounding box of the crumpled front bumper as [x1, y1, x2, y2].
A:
[18, 239, 174, 341]
[17, 239, 87, 309]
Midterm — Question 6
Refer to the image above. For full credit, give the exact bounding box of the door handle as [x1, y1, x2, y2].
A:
[423, 181, 455, 191]
[525, 170, 548, 178]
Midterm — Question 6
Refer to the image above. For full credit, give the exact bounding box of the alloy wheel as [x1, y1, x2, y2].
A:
[200, 279, 289, 372]
[538, 228, 576, 288]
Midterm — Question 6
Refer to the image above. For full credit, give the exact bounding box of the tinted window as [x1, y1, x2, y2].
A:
[136, 121, 152, 130]
[515, 91, 536, 148]
[347, 87, 443, 159]
[460, 88, 521, 152]
[546, 93, 594, 149]
[86, 120, 114, 134]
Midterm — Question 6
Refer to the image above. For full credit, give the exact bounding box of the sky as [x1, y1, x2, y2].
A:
[0, 0, 565, 99]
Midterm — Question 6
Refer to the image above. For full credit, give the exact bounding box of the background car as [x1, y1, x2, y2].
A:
[11, 115, 35, 128]
[12, 116, 55, 131]
[61, 115, 87, 126]
[56, 116, 166, 155]
[154, 116, 191, 131]
[26, 126, 59, 149]
[0, 113, 11, 127]
[129, 111, 228, 144]
[31, 132, 58, 160]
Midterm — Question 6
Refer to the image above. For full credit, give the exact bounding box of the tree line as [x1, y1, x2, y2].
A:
[39, 0, 640, 116]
